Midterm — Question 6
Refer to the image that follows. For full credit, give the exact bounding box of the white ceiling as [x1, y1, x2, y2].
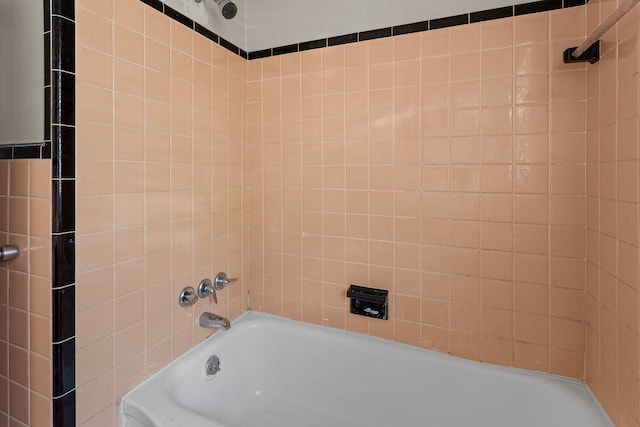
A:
[164, 0, 538, 52]
[244, 0, 534, 51]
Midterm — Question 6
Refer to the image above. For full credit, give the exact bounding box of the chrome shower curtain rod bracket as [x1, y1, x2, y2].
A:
[563, 40, 600, 64]
[563, 0, 639, 65]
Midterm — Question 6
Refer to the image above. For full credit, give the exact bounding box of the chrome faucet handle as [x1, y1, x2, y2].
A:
[178, 287, 198, 307]
[213, 272, 238, 290]
[197, 278, 218, 303]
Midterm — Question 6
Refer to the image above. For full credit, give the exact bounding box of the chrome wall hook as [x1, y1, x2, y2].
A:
[0, 245, 19, 262]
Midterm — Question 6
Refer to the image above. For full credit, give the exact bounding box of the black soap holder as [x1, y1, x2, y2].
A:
[346, 285, 388, 320]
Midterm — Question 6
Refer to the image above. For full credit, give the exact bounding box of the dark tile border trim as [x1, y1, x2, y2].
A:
[470, 6, 514, 23]
[299, 38, 327, 52]
[515, 0, 563, 15]
[53, 390, 76, 426]
[52, 180, 75, 234]
[195, 23, 219, 44]
[393, 21, 429, 36]
[1, 1, 77, 425]
[52, 337, 75, 396]
[136, 0, 587, 60]
[51, 0, 76, 425]
[0, 143, 50, 160]
[164, 5, 194, 28]
[272, 43, 298, 56]
[137, 1, 245, 56]
[242, 0, 587, 59]
[328, 33, 358, 47]
[140, 0, 163, 12]
[220, 37, 240, 55]
[430, 13, 469, 30]
[359, 27, 392, 41]
[564, 0, 588, 6]
[248, 48, 271, 60]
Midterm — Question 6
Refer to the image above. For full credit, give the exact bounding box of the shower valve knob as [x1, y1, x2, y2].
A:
[213, 272, 238, 290]
[197, 278, 218, 303]
[178, 287, 198, 307]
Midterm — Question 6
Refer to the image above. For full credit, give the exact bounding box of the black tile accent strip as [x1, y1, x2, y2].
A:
[564, 0, 587, 6]
[14, 144, 43, 159]
[220, 37, 240, 54]
[0, 147, 13, 159]
[52, 338, 75, 396]
[140, 0, 164, 12]
[393, 21, 429, 36]
[139, 0, 253, 60]
[248, 49, 272, 60]
[52, 180, 75, 233]
[53, 233, 75, 289]
[243, 0, 587, 59]
[299, 39, 327, 51]
[52, 1, 76, 423]
[470, 6, 514, 23]
[0, 1, 81, 425]
[164, 5, 193, 28]
[52, 125, 75, 179]
[52, 285, 75, 342]
[138, 0, 588, 62]
[328, 33, 358, 46]
[52, 71, 75, 126]
[53, 390, 76, 427]
[44, 0, 51, 32]
[44, 86, 52, 142]
[52, 0, 75, 20]
[515, 0, 563, 15]
[44, 32, 51, 86]
[195, 23, 219, 43]
[42, 141, 52, 159]
[430, 13, 469, 30]
[359, 27, 392, 41]
[52, 16, 75, 73]
[273, 43, 298, 56]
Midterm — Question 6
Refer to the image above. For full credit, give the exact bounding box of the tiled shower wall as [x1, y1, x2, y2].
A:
[585, 0, 640, 425]
[71, 1, 640, 426]
[246, 7, 590, 378]
[74, 0, 245, 424]
[0, 160, 52, 426]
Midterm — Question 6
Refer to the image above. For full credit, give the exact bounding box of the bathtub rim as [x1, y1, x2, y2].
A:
[120, 310, 610, 427]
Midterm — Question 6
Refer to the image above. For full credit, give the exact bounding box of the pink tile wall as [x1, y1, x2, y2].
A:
[585, 1, 640, 425]
[75, 0, 245, 424]
[246, 8, 590, 379]
[72, 1, 640, 425]
[0, 160, 53, 426]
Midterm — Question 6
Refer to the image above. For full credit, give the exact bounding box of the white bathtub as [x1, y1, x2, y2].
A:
[122, 311, 613, 427]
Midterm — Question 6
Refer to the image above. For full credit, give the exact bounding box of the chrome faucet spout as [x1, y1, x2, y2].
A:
[199, 312, 231, 330]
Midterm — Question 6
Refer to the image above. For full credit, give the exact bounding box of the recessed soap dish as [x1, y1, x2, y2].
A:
[346, 284, 388, 320]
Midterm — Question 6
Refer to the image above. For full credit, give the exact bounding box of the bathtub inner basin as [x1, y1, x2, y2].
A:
[122, 312, 613, 427]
